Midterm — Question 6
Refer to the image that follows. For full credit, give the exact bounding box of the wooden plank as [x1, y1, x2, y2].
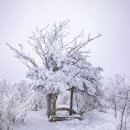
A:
[49, 115, 82, 122]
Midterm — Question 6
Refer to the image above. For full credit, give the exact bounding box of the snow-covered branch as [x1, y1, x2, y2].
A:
[6, 43, 38, 68]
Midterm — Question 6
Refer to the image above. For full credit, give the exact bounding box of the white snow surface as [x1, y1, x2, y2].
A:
[14, 110, 57, 130]
[13, 110, 121, 130]
[54, 110, 117, 130]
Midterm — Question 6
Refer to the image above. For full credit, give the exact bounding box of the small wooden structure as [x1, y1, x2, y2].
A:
[46, 87, 82, 122]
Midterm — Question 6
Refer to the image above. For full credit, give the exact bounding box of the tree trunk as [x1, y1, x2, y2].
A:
[113, 99, 117, 118]
[52, 94, 57, 115]
[69, 87, 74, 115]
[46, 93, 53, 118]
[46, 93, 57, 118]
[120, 102, 127, 130]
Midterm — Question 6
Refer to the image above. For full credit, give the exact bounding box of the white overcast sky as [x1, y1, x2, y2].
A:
[0, 0, 130, 83]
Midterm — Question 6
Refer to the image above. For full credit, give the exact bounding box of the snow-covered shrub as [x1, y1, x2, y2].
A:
[0, 80, 37, 130]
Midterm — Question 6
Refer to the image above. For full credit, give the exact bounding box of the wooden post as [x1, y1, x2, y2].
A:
[69, 87, 74, 115]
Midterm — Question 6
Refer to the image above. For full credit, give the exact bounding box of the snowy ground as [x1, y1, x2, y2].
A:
[54, 110, 117, 130]
[14, 109, 130, 130]
[14, 110, 57, 130]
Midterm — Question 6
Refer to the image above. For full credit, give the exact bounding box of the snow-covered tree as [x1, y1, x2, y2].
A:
[104, 75, 130, 130]
[7, 20, 103, 117]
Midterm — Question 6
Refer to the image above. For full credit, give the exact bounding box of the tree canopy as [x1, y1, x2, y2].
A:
[7, 20, 102, 95]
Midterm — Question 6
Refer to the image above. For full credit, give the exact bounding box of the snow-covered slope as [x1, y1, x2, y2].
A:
[14, 110, 120, 130]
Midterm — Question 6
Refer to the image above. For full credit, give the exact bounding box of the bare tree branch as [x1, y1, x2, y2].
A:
[68, 33, 102, 57]
[6, 43, 38, 68]
[6, 20, 101, 71]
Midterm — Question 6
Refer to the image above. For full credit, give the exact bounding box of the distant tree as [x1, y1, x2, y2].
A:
[7, 20, 103, 117]
[104, 75, 130, 130]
